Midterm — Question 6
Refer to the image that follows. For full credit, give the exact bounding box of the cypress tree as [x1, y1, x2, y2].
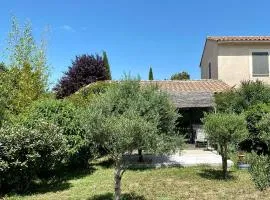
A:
[103, 51, 112, 80]
[148, 67, 154, 80]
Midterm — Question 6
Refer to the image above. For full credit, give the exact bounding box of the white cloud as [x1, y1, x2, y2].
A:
[60, 25, 76, 32]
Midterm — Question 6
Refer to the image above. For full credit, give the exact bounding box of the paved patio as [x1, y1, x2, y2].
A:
[125, 149, 234, 168]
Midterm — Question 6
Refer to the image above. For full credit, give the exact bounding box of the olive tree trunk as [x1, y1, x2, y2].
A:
[220, 144, 228, 179]
[138, 149, 143, 162]
[114, 160, 124, 200]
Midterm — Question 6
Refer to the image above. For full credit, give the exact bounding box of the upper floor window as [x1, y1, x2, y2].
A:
[252, 52, 269, 77]
[208, 62, 212, 79]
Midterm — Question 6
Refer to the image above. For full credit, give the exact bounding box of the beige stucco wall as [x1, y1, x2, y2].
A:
[218, 43, 270, 86]
[200, 40, 218, 79]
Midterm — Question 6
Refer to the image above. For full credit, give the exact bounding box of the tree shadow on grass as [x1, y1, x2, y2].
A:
[198, 168, 236, 181]
[4, 167, 96, 197]
[88, 192, 146, 200]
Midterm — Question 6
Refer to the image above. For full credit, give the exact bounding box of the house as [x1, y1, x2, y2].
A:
[200, 36, 270, 86]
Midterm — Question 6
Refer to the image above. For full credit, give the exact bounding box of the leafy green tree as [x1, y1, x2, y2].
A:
[170, 71, 190, 80]
[148, 66, 154, 80]
[215, 80, 270, 114]
[1, 16, 48, 116]
[82, 79, 182, 200]
[203, 113, 248, 178]
[103, 51, 112, 80]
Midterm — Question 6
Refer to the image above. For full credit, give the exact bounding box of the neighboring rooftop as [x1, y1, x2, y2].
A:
[140, 80, 230, 93]
[207, 36, 270, 42]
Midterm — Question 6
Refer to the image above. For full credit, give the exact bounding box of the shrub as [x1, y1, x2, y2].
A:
[249, 153, 270, 190]
[18, 99, 94, 168]
[215, 80, 270, 114]
[203, 113, 248, 178]
[239, 103, 270, 153]
[0, 121, 67, 193]
[68, 81, 113, 107]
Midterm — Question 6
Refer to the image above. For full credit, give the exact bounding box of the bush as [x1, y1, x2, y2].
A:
[18, 99, 94, 168]
[239, 103, 270, 153]
[249, 153, 270, 190]
[0, 121, 67, 193]
[203, 113, 248, 178]
[68, 81, 113, 107]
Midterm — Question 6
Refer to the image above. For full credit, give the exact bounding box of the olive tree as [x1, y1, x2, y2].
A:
[82, 79, 182, 200]
[203, 113, 248, 178]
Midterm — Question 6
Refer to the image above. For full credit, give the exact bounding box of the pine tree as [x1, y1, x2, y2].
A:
[103, 51, 112, 80]
[148, 67, 154, 80]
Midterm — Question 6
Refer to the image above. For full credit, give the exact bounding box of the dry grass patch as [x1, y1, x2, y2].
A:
[3, 159, 270, 200]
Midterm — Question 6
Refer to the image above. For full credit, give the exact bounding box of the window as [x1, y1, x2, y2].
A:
[252, 52, 269, 77]
[208, 62, 212, 79]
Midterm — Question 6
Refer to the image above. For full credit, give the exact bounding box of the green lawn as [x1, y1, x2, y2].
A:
[3, 159, 270, 200]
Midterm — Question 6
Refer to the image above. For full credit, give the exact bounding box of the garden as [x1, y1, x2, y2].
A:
[1, 17, 270, 200]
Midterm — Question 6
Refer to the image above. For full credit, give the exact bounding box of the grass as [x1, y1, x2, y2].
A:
[3, 158, 270, 200]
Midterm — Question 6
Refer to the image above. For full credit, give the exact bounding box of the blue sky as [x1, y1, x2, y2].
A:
[1, 0, 270, 87]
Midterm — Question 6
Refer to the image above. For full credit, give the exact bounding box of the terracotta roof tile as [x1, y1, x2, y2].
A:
[207, 36, 270, 42]
[140, 80, 230, 93]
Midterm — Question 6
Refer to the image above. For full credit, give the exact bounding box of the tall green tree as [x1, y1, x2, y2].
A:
[203, 113, 248, 178]
[82, 79, 183, 200]
[1, 16, 49, 115]
[103, 51, 112, 80]
[148, 66, 154, 80]
[170, 71, 190, 80]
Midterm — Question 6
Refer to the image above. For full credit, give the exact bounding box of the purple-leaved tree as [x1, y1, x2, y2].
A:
[54, 54, 108, 98]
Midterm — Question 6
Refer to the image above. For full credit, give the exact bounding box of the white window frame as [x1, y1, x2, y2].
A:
[249, 49, 270, 78]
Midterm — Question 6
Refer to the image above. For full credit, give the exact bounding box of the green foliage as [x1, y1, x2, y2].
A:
[170, 71, 190, 80]
[215, 81, 270, 113]
[18, 99, 93, 168]
[257, 113, 270, 149]
[81, 79, 182, 199]
[0, 62, 6, 72]
[103, 51, 112, 80]
[0, 16, 48, 117]
[83, 79, 181, 156]
[249, 152, 270, 190]
[0, 121, 68, 193]
[203, 113, 248, 178]
[214, 90, 242, 113]
[68, 81, 113, 107]
[148, 67, 154, 80]
[244, 103, 270, 144]
[203, 113, 248, 145]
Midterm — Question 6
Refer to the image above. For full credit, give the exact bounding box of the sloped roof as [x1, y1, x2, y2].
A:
[207, 36, 270, 42]
[140, 80, 230, 108]
[140, 80, 229, 93]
